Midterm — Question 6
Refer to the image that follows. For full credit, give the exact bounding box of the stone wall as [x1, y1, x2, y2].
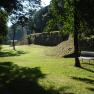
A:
[27, 31, 69, 46]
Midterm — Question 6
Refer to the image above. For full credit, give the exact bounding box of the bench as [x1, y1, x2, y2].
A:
[79, 51, 94, 63]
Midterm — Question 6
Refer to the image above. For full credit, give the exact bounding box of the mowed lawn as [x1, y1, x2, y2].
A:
[0, 45, 94, 94]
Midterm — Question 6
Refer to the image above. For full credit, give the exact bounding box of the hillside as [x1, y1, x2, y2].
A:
[55, 36, 74, 57]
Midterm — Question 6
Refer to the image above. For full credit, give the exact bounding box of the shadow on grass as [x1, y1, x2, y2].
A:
[72, 77, 94, 85]
[71, 76, 94, 92]
[81, 62, 94, 73]
[0, 50, 26, 57]
[64, 53, 94, 73]
[64, 53, 75, 58]
[80, 67, 94, 73]
[87, 88, 94, 92]
[0, 62, 74, 94]
[82, 62, 94, 66]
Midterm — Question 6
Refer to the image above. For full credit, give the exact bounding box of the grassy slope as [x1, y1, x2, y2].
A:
[0, 45, 94, 94]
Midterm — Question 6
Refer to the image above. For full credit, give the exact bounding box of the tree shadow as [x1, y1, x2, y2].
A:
[64, 52, 94, 73]
[0, 50, 26, 57]
[71, 76, 94, 92]
[82, 62, 94, 66]
[64, 53, 75, 58]
[71, 77, 94, 85]
[0, 62, 74, 94]
[45, 86, 74, 94]
[80, 67, 94, 73]
[0, 62, 45, 94]
[81, 62, 94, 73]
[87, 87, 94, 92]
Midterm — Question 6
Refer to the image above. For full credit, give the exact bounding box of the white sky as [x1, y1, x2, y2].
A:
[41, 0, 51, 7]
[7, 0, 51, 27]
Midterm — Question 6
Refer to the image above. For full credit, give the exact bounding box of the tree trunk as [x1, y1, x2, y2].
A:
[74, 0, 81, 67]
[74, 30, 81, 67]
[22, 25, 25, 44]
[13, 29, 16, 50]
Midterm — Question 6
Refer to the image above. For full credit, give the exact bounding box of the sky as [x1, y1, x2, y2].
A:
[7, 0, 51, 27]
[41, 0, 51, 7]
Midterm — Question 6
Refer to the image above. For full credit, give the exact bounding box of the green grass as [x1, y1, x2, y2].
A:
[0, 45, 94, 94]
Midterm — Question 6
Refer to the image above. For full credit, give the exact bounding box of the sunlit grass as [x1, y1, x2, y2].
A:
[0, 45, 94, 94]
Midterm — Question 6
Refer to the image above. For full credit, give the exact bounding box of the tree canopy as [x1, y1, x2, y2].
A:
[0, 10, 8, 39]
[44, 0, 74, 33]
[44, 0, 64, 32]
[0, 0, 19, 13]
[0, 0, 19, 42]
[76, 0, 94, 37]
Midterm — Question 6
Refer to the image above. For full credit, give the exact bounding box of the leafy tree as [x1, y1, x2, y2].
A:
[8, 0, 41, 45]
[76, 0, 94, 38]
[74, 0, 94, 67]
[0, 10, 8, 41]
[74, 1, 80, 67]
[0, 10, 8, 51]
[0, 0, 19, 13]
[26, 0, 41, 34]
[11, 24, 17, 50]
[47, 0, 81, 67]
[0, 0, 19, 46]
[44, 0, 64, 32]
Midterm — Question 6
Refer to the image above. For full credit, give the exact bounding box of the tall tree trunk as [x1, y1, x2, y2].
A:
[74, 30, 81, 67]
[13, 29, 16, 50]
[22, 25, 27, 44]
[74, 0, 81, 67]
[22, 25, 24, 44]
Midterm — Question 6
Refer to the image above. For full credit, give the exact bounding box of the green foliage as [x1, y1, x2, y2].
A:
[45, 0, 64, 32]
[44, 19, 58, 32]
[49, 0, 63, 16]
[0, 0, 19, 13]
[76, 0, 94, 38]
[0, 0, 20, 44]
[44, 0, 74, 33]
[61, 0, 74, 33]
[0, 10, 8, 38]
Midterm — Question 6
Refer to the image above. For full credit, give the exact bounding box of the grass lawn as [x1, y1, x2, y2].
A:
[0, 45, 94, 94]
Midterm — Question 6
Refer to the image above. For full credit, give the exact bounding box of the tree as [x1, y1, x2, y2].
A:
[74, 0, 81, 67]
[44, 0, 64, 32]
[11, 24, 17, 50]
[0, 10, 8, 42]
[10, 14, 19, 50]
[0, 0, 19, 46]
[0, 0, 19, 13]
[47, 0, 81, 67]
[25, 0, 41, 34]
[17, 15, 28, 44]
[76, 0, 94, 38]
[8, 0, 41, 46]
[0, 10, 8, 52]
[74, 0, 94, 67]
